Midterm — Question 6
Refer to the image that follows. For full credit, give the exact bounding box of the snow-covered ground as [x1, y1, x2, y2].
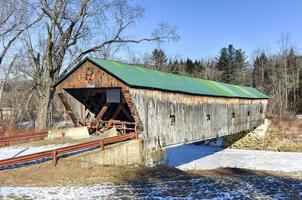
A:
[0, 143, 71, 160]
[3, 141, 301, 172]
[0, 184, 116, 200]
[1, 144, 302, 199]
[1, 175, 302, 199]
[166, 144, 302, 172]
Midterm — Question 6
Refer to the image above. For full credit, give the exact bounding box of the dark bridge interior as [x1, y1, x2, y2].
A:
[59, 87, 135, 134]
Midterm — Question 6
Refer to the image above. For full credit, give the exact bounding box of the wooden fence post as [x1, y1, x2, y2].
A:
[53, 150, 57, 166]
[100, 141, 103, 153]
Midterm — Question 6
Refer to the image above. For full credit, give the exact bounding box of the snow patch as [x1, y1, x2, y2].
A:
[166, 144, 302, 172]
[0, 144, 71, 160]
[1, 176, 301, 199]
[0, 184, 116, 200]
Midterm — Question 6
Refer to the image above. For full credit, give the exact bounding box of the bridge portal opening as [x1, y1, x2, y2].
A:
[58, 87, 135, 134]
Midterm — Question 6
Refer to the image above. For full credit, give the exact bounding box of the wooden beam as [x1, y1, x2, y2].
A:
[122, 89, 143, 133]
[102, 106, 121, 132]
[120, 105, 133, 122]
[58, 92, 78, 127]
[92, 103, 110, 126]
[111, 105, 122, 119]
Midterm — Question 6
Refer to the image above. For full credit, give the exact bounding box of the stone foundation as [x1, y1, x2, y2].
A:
[223, 119, 271, 150]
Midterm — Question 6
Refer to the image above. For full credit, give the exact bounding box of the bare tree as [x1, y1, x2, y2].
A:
[0, 55, 17, 100]
[22, 0, 178, 130]
[252, 34, 302, 118]
[0, 0, 41, 103]
[201, 59, 221, 81]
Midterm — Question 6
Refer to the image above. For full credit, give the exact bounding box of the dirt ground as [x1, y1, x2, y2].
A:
[1, 157, 302, 187]
[0, 160, 191, 186]
[265, 117, 302, 152]
[224, 117, 302, 152]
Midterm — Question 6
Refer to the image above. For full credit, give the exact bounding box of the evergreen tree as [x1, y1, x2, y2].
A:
[234, 49, 248, 84]
[194, 60, 203, 77]
[185, 59, 195, 74]
[216, 46, 233, 83]
[227, 44, 236, 65]
[252, 52, 268, 89]
[150, 48, 168, 70]
[216, 44, 248, 84]
[235, 49, 248, 72]
[216, 47, 228, 72]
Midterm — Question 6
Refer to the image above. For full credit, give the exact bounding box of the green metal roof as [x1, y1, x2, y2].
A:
[57, 56, 269, 99]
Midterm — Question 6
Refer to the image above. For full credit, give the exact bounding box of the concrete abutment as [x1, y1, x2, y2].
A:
[73, 139, 164, 167]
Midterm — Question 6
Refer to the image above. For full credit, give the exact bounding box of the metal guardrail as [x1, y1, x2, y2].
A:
[0, 131, 48, 146]
[0, 132, 138, 168]
[103, 120, 137, 134]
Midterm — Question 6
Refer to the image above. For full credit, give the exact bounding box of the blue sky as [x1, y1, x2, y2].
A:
[127, 0, 302, 60]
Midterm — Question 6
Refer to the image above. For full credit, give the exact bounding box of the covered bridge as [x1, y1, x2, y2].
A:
[55, 57, 269, 149]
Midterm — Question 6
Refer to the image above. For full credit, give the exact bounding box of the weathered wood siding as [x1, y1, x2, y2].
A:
[56, 61, 142, 126]
[130, 89, 268, 149]
[56, 61, 268, 149]
[56, 60, 128, 91]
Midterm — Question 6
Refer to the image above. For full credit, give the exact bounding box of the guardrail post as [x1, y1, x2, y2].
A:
[53, 150, 57, 166]
[101, 139, 104, 151]
[99, 141, 103, 152]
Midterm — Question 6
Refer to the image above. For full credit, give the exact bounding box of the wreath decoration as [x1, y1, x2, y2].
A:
[85, 66, 94, 81]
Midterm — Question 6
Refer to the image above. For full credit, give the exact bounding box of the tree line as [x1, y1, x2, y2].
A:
[146, 39, 302, 118]
[0, 0, 300, 131]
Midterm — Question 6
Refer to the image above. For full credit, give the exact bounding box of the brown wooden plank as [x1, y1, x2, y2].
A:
[58, 92, 78, 126]
[92, 103, 110, 126]
[122, 89, 143, 132]
[102, 106, 122, 132]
